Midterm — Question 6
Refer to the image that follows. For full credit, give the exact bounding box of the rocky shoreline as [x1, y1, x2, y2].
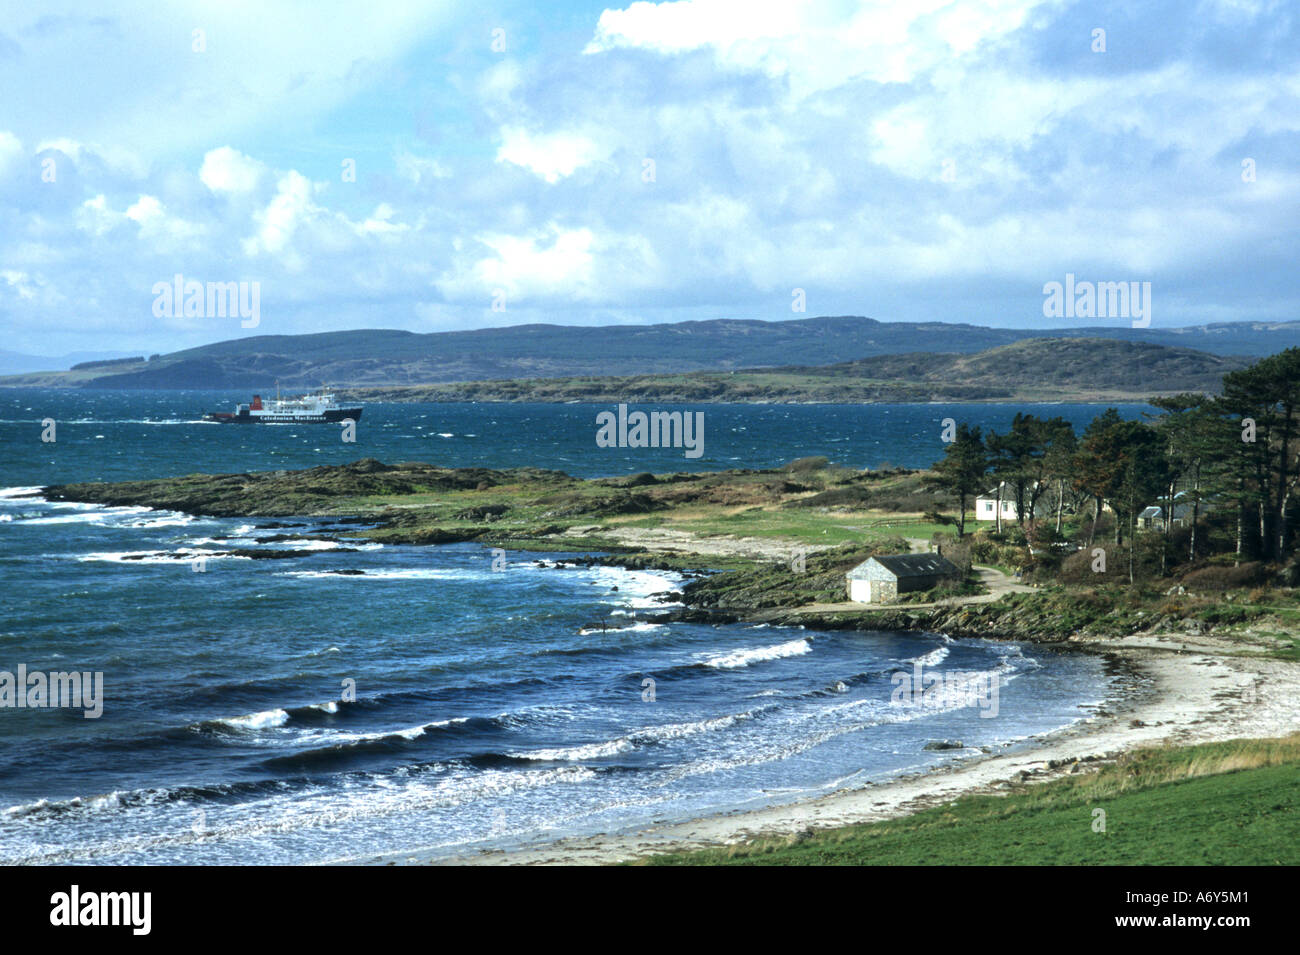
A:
[41, 458, 1299, 654]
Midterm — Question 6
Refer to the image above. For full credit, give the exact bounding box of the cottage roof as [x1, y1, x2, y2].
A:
[847, 553, 960, 579]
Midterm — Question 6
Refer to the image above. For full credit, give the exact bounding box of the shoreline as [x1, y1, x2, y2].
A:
[357, 631, 1299, 866]
[20, 468, 1299, 866]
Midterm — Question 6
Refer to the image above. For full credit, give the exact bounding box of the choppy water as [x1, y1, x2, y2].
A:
[0, 390, 1134, 864]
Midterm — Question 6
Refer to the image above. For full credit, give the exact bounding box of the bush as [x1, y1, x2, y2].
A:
[1057, 546, 1122, 584]
[1198, 603, 1264, 625]
[1031, 523, 1067, 545]
[784, 456, 829, 472]
[1180, 561, 1268, 592]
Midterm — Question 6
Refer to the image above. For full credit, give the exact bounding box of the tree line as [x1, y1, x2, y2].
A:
[929, 347, 1300, 582]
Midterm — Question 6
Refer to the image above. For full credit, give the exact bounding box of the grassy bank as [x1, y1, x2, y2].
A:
[636, 734, 1300, 865]
[42, 456, 951, 549]
[41, 457, 1300, 652]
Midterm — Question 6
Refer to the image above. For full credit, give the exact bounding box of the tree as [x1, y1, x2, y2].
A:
[986, 414, 1070, 530]
[1149, 394, 1225, 573]
[1073, 408, 1125, 548]
[1220, 348, 1300, 561]
[1107, 420, 1171, 584]
[1042, 424, 1080, 534]
[927, 423, 988, 538]
[1025, 417, 1076, 529]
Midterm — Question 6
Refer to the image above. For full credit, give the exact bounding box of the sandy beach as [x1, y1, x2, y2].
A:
[364, 629, 1300, 866]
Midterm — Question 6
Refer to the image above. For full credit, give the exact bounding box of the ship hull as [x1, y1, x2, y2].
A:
[204, 408, 362, 424]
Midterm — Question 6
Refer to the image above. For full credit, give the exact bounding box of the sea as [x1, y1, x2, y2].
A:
[0, 390, 1151, 864]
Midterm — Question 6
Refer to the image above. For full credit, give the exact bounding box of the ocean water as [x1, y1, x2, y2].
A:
[0, 390, 1140, 864]
[0, 389, 1152, 484]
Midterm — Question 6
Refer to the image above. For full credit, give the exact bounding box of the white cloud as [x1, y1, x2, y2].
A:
[585, 0, 1053, 93]
[496, 127, 611, 183]
[2, 1, 1298, 353]
[74, 193, 203, 247]
[442, 225, 598, 301]
[0, 5, 454, 164]
[1, 269, 37, 301]
[244, 170, 315, 257]
[356, 203, 409, 237]
[199, 147, 264, 194]
[394, 153, 451, 184]
[124, 194, 203, 244]
[0, 268, 60, 307]
[33, 137, 146, 178]
[0, 130, 24, 175]
[76, 194, 120, 236]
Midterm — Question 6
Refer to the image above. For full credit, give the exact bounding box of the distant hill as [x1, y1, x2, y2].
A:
[0, 316, 1294, 389]
[0, 348, 143, 376]
[341, 338, 1252, 404]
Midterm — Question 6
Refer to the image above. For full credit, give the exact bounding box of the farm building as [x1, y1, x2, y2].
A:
[846, 553, 961, 604]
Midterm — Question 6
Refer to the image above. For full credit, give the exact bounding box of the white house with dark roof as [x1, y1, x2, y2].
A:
[846, 553, 961, 604]
[975, 482, 1022, 522]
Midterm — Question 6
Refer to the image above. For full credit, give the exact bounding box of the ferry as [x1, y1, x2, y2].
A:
[203, 387, 362, 424]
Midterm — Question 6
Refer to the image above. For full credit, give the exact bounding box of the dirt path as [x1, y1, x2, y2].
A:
[791, 565, 1035, 615]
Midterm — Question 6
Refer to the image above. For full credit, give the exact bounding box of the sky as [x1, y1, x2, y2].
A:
[0, 0, 1297, 356]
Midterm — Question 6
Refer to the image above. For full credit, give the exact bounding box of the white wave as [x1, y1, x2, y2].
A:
[700, 638, 812, 669]
[906, 646, 951, 668]
[513, 712, 748, 762]
[76, 549, 250, 563]
[258, 538, 346, 551]
[514, 738, 635, 761]
[639, 712, 750, 742]
[586, 565, 685, 609]
[12, 503, 198, 529]
[278, 567, 489, 580]
[312, 717, 470, 746]
[219, 708, 290, 731]
[120, 513, 195, 528]
[59, 418, 200, 425]
[22, 508, 145, 525]
[0, 486, 45, 501]
[4, 797, 53, 818]
[577, 621, 666, 635]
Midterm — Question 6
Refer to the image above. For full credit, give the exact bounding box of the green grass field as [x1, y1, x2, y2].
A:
[612, 507, 972, 546]
[636, 735, 1300, 865]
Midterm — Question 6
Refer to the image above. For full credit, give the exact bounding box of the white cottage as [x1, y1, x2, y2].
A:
[846, 553, 961, 604]
[974, 482, 1020, 522]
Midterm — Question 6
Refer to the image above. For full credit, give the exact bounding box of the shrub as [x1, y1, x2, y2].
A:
[784, 456, 830, 472]
[1180, 562, 1268, 592]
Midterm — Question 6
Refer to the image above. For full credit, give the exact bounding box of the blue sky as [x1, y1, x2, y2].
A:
[0, 0, 1297, 355]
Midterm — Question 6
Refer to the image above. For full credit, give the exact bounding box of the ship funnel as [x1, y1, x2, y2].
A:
[251, 395, 263, 410]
